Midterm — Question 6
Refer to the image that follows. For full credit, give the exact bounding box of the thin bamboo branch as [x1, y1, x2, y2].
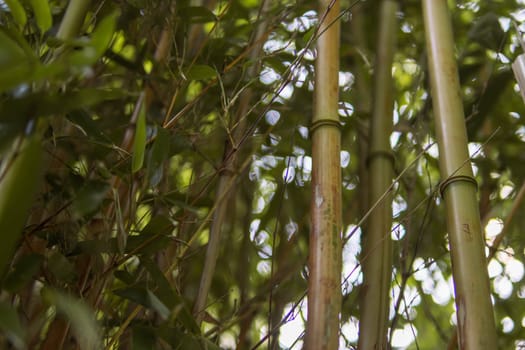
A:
[193, 0, 272, 324]
[358, 1, 397, 349]
[422, 1, 498, 348]
[488, 180, 525, 261]
[305, 0, 342, 348]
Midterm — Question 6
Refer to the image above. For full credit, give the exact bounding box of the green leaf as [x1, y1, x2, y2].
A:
[68, 10, 119, 66]
[113, 286, 170, 320]
[132, 99, 147, 173]
[71, 238, 118, 255]
[147, 127, 170, 187]
[140, 215, 173, 236]
[29, 0, 52, 33]
[91, 10, 119, 57]
[41, 288, 101, 350]
[3, 253, 44, 292]
[48, 252, 77, 282]
[178, 6, 217, 23]
[114, 269, 136, 285]
[4, 0, 27, 27]
[122, 215, 173, 255]
[72, 180, 110, 218]
[158, 326, 222, 349]
[140, 257, 176, 307]
[468, 13, 505, 52]
[0, 301, 26, 349]
[66, 110, 112, 144]
[125, 233, 171, 256]
[186, 64, 217, 80]
[0, 134, 43, 274]
[0, 89, 125, 120]
[0, 30, 36, 92]
[132, 326, 157, 350]
[0, 115, 26, 156]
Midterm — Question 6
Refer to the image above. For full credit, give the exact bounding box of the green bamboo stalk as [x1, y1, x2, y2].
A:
[305, 0, 341, 348]
[358, 1, 397, 349]
[422, 1, 498, 349]
[349, 3, 372, 218]
[193, 0, 272, 324]
[56, 0, 92, 41]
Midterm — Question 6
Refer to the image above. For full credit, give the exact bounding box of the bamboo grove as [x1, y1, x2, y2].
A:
[0, 0, 525, 349]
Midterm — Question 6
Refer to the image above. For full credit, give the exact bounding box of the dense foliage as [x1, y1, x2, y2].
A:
[1, 0, 525, 349]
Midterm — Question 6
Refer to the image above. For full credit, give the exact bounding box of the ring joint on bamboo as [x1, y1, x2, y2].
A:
[439, 175, 478, 198]
[366, 150, 395, 167]
[310, 119, 342, 134]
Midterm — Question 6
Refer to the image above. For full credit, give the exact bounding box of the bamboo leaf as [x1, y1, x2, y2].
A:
[113, 286, 170, 320]
[41, 288, 101, 350]
[68, 10, 119, 66]
[147, 127, 170, 187]
[0, 30, 34, 92]
[132, 101, 147, 173]
[178, 6, 217, 23]
[186, 64, 217, 80]
[132, 326, 156, 350]
[3, 253, 44, 292]
[468, 13, 505, 52]
[29, 0, 52, 33]
[72, 180, 110, 218]
[3, 0, 27, 27]
[48, 252, 77, 282]
[0, 301, 26, 349]
[0, 134, 43, 274]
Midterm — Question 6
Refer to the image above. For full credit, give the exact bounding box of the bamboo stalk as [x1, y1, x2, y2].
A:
[358, 1, 397, 349]
[193, 0, 272, 324]
[422, 1, 498, 349]
[56, 0, 92, 41]
[349, 2, 371, 218]
[305, 0, 342, 348]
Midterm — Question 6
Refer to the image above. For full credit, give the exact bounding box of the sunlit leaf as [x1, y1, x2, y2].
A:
[68, 10, 119, 66]
[0, 134, 43, 274]
[4, 0, 26, 27]
[29, 0, 52, 33]
[186, 64, 217, 80]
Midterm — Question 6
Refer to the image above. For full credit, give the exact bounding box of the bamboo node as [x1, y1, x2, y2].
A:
[439, 175, 478, 198]
[310, 119, 342, 134]
[366, 150, 395, 167]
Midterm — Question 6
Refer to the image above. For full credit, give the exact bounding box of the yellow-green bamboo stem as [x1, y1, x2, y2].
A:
[56, 0, 92, 41]
[305, 0, 341, 348]
[422, 1, 497, 349]
[349, 2, 371, 217]
[358, 1, 397, 349]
